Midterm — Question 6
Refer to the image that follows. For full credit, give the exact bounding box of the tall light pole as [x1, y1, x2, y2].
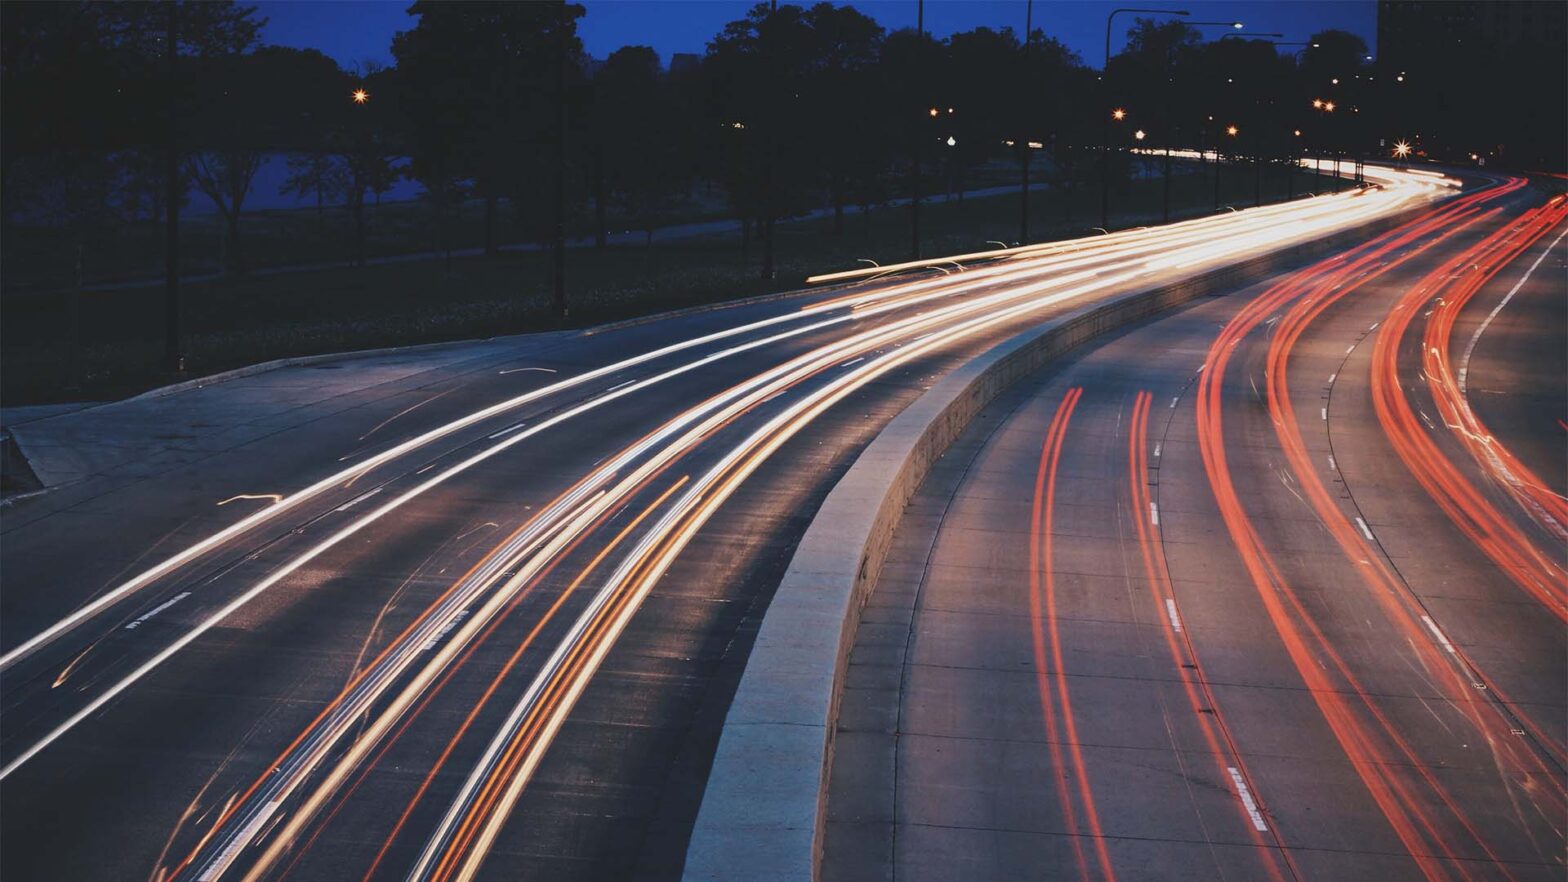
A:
[163, 1, 183, 373]
[1101, 7, 1188, 230]
[762, 0, 778, 280]
[1019, 0, 1032, 245]
[911, 0, 924, 259]
[553, 0, 569, 316]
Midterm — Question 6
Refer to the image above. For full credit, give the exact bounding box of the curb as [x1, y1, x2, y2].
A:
[681, 203, 1432, 881]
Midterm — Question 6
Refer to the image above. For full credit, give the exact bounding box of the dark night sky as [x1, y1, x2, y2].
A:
[251, 0, 1378, 71]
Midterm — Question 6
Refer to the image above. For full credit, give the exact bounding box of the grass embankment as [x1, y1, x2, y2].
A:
[2, 162, 1327, 404]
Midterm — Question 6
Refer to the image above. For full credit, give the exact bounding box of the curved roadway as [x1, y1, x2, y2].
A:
[823, 177, 1566, 881]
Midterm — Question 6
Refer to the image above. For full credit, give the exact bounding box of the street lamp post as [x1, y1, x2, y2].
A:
[1101, 7, 1188, 230]
[163, 2, 183, 373]
[911, 0, 924, 259]
[1019, 0, 1033, 245]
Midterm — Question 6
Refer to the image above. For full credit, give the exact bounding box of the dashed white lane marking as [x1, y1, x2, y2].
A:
[1149, 502, 1160, 526]
[487, 422, 528, 440]
[335, 487, 382, 512]
[1421, 615, 1457, 654]
[1153, 443, 1162, 458]
[124, 592, 192, 630]
[420, 609, 471, 652]
[1346, 345, 1356, 354]
[1327, 455, 1337, 470]
[1321, 407, 1328, 421]
[1164, 599, 1183, 633]
[605, 379, 636, 393]
[1170, 397, 1179, 408]
[840, 357, 864, 368]
[1368, 321, 1380, 331]
[498, 367, 558, 375]
[1228, 767, 1269, 831]
[1354, 516, 1375, 541]
[199, 799, 281, 881]
[1328, 372, 1337, 384]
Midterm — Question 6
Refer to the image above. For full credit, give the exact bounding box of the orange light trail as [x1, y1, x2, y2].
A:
[1197, 179, 1564, 879]
[1127, 390, 1294, 880]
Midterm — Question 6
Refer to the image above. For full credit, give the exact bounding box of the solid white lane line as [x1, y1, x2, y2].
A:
[1458, 226, 1568, 393]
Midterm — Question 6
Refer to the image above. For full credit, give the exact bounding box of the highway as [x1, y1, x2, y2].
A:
[0, 166, 1489, 882]
[822, 176, 1566, 880]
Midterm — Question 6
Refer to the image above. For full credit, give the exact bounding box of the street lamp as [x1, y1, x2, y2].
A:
[1102, 7, 1189, 229]
[1393, 140, 1411, 159]
[1134, 129, 1146, 141]
[1226, 124, 1239, 136]
[351, 88, 369, 104]
[1112, 107, 1127, 121]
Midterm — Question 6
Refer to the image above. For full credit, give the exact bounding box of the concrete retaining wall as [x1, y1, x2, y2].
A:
[682, 205, 1429, 881]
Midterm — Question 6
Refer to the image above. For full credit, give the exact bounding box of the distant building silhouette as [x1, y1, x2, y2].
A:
[1377, 1, 1566, 168]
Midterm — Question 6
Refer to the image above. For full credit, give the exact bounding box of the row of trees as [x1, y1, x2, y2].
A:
[5, 0, 1400, 284]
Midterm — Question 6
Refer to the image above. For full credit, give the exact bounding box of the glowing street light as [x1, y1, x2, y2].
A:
[351, 88, 369, 105]
[1133, 129, 1146, 141]
[1226, 124, 1239, 136]
[1392, 140, 1411, 158]
[1112, 108, 1127, 121]
[1324, 101, 1336, 112]
[946, 135, 957, 147]
[1312, 98, 1324, 109]
[928, 107, 939, 118]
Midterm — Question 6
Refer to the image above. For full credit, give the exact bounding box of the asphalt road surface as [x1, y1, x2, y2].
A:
[823, 178, 1566, 880]
[0, 166, 1496, 882]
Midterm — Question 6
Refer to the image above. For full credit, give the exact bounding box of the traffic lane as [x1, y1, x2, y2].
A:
[1, 210, 1326, 784]
[0, 241, 1114, 661]
[1165, 203, 1562, 871]
[0, 273, 898, 654]
[1, 235, 1163, 769]
[0, 366, 691, 882]
[828, 238, 1560, 881]
[1457, 225, 1568, 502]
[1323, 228, 1567, 748]
[0, 300, 1074, 882]
[826, 291, 1301, 882]
[0, 270, 976, 719]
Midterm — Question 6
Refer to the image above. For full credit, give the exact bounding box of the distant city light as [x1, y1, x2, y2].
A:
[1134, 129, 1146, 141]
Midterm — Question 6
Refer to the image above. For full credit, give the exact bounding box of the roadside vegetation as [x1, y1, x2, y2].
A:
[3, 1, 1399, 404]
